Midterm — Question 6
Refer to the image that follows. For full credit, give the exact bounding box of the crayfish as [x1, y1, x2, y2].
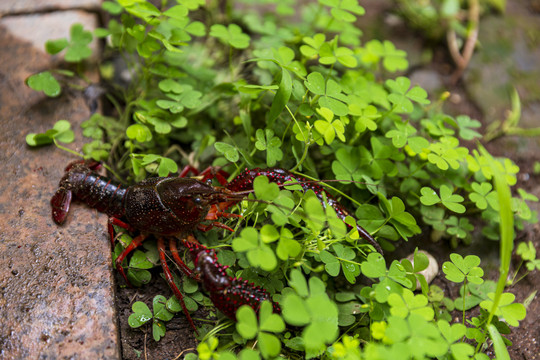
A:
[51, 160, 381, 331]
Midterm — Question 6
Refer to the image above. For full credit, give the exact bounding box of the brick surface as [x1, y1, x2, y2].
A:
[0, 0, 101, 16]
[0, 13, 119, 360]
[1, 10, 99, 61]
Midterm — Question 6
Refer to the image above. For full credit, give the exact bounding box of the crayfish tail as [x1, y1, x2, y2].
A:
[51, 188, 72, 225]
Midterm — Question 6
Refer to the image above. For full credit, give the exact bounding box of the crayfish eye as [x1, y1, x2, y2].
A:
[193, 196, 202, 204]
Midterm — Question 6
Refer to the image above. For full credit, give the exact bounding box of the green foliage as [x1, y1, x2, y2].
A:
[26, 120, 75, 146]
[128, 295, 177, 341]
[516, 241, 540, 272]
[44, 23, 93, 62]
[25, 71, 61, 97]
[442, 254, 484, 284]
[480, 292, 526, 327]
[210, 24, 250, 49]
[282, 269, 339, 357]
[26, 0, 535, 358]
[236, 301, 285, 358]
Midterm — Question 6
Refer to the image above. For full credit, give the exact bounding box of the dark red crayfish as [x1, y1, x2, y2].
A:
[51, 160, 381, 330]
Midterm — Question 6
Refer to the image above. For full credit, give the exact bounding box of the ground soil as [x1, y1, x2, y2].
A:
[116, 272, 199, 359]
[114, 2, 540, 360]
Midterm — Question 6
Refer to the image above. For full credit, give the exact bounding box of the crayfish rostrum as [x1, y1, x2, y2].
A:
[51, 160, 381, 331]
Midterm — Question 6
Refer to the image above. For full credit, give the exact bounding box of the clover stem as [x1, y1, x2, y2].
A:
[462, 279, 467, 325]
[287, 105, 311, 173]
[53, 139, 83, 158]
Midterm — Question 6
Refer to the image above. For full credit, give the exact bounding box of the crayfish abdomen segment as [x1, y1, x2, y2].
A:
[189, 244, 281, 319]
[52, 161, 126, 224]
[209, 278, 281, 319]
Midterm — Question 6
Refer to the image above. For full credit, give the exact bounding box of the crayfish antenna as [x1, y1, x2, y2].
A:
[51, 188, 72, 225]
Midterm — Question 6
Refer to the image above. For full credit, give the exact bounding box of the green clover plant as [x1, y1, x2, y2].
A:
[24, 0, 536, 358]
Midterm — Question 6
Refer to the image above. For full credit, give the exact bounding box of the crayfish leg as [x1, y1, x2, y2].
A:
[108, 217, 136, 248]
[114, 234, 146, 287]
[157, 238, 199, 334]
[51, 188, 72, 225]
[178, 165, 200, 178]
[198, 205, 241, 232]
[197, 222, 235, 232]
[169, 238, 199, 280]
[199, 166, 229, 185]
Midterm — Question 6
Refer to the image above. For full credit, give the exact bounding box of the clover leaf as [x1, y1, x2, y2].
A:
[388, 288, 434, 321]
[320, 250, 340, 276]
[469, 182, 493, 210]
[126, 249, 154, 286]
[236, 302, 285, 359]
[444, 216, 474, 239]
[318, 37, 357, 67]
[128, 301, 153, 328]
[304, 72, 349, 116]
[157, 83, 202, 114]
[439, 186, 466, 213]
[276, 227, 301, 260]
[438, 321, 475, 359]
[381, 314, 448, 358]
[255, 129, 284, 166]
[467, 150, 520, 186]
[361, 253, 387, 278]
[300, 33, 326, 58]
[123, 289, 190, 342]
[26, 120, 75, 146]
[26, 71, 61, 97]
[480, 293, 526, 327]
[46, 23, 93, 62]
[319, 244, 358, 283]
[454, 281, 496, 311]
[215, 142, 239, 162]
[427, 136, 469, 171]
[420, 185, 465, 213]
[386, 76, 429, 113]
[210, 24, 250, 49]
[138, 154, 178, 177]
[167, 293, 198, 313]
[361, 254, 413, 302]
[126, 124, 153, 143]
[331, 146, 364, 184]
[232, 227, 277, 271]
[282, 269, 339, 355]
[102, 1, 123, 14]
[320, 0, 365, 22]
[153, 295, 174, 322]
[349, 103, 379, 133]
[313, 107, 345, 145]
[378, 194, 421, 241]
[253, 175, 281, 202]
[253, 46, 306, 77]
[455, 115, 482, 140]
[442, 254, 484, 284]
[360, 40, 408, 72]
